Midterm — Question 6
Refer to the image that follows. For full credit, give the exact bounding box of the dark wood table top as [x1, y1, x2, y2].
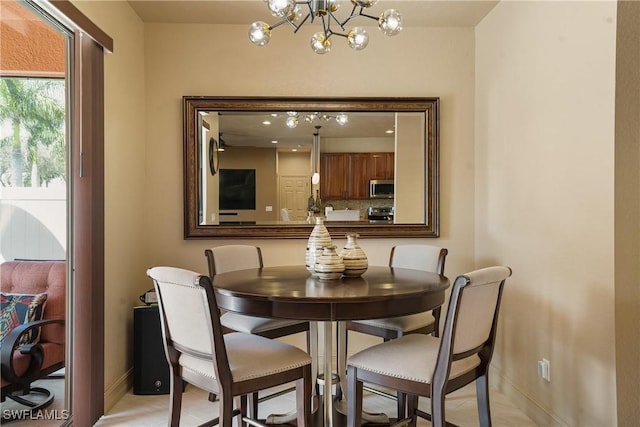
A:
[212, 265, 449, 322]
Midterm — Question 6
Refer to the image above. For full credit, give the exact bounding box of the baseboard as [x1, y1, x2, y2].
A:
[490, 366, 568, 427]
[104, 368, 133, 413]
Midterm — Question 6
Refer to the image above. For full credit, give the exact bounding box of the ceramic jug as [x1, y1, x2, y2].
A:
[305, 217, 332, 273]
[314, 245, 345, 280]
[340, 233, 368, 277]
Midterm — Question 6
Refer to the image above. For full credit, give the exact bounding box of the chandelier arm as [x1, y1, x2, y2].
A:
[327, 11, 346, 31]
[320, 15, 331, 40]
[341, 5, 361, 27]
[270, 18, 293, 31]
[358, 12, 379, 22]
[292, 13, 312, 33]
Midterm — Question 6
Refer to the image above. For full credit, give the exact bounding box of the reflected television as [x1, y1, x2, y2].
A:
[219, 169, 256, 210]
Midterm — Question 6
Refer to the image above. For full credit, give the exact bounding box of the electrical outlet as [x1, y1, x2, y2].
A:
[538, 358, 551, 382]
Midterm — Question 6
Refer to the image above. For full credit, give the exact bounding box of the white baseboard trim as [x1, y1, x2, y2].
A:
[490, 366, 568, 427]
[104, 368, 133, 413]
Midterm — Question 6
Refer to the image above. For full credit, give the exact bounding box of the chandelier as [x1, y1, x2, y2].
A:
[248, 0, 404, 55]
[284, 111, 348, 128]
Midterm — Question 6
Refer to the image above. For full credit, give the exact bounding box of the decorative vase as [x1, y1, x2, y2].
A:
[306, 217, 332, 273]
[314, 245, 345, 280]
[340, 233, 368, 277]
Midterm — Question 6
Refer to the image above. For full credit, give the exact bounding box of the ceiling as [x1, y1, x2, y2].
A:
[128, 1, 498, 27]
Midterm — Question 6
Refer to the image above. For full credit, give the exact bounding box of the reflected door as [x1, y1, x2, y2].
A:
[279, 176, 309, 221]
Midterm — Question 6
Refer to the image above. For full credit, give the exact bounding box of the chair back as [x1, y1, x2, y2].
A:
[389, 245, 448, 275]
[0, 260, 66, 345]
[146, 267, 228, 378]
[280, 208, 291, 221]
[436, 266, 512, 374]
[205, 245, 263, 276]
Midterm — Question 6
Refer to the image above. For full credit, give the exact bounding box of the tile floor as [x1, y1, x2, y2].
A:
[93, 382, 537, 427]
[3, 377, 538, 426]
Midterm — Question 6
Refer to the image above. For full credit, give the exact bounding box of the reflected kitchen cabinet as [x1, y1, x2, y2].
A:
[321, 153, 392, 200]
[348, 153, 372, 200]
[371, 153, 394, 180]
[321, 153, 348, 199]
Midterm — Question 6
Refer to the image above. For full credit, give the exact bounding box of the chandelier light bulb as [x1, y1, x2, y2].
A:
[311, 172, 320, 185]
[379, 9, 404, 36]
[290, 5, 304, 22]
[347, 27, 369, 50]
[267, 0, 295, 17]
[335, 113, 349, 125]
[248, 21, 272, 46]
[311, 32, 332, 54]
[286, 116, 299, 128]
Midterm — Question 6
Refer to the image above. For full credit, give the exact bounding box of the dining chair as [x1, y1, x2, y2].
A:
[342, 244, 447, 417]
[205, 246, 311, 414]
[146, 266, 312, 427]
[346, 265, 512, 427]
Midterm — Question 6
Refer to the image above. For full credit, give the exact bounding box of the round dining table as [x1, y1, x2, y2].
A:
[212, 265, 449, 427]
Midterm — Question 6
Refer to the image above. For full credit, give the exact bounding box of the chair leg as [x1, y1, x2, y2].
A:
[346, 366, 363, 427]
[336, 321, 347, 401]
[220, 392, 234, 427]
[397, 391, 406, 420]
[237, 395, 247, 427]
[476, 374, 492, 427]
[431, 387, 446, 427]
[168, 371, 183, 427]
[407, 394, 419, 427]
[250, 392, 259, 420]
[295, 366, 312, 427]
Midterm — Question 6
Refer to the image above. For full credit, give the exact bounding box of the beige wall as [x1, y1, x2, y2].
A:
[476, 2, 617, 425]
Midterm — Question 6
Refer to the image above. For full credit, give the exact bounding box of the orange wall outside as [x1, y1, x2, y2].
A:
[0, 0, 65, 76]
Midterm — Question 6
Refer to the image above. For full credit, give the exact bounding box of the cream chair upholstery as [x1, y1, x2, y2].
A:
[205, 246, 310, 338]
[346, 266, 512, 427]
[280, 208, 291, 221]
[147, 266, 312, 427]
[347, 245, 448, 338]
[343, 244, 447, 416]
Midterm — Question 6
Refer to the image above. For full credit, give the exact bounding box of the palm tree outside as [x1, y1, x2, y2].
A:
[0, 77, 65, 188]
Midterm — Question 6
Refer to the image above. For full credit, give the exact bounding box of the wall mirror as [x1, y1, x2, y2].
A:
[183, 97, 439, 238]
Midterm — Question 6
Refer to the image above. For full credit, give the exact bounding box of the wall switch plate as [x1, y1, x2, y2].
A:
[266, 206, 272, 212]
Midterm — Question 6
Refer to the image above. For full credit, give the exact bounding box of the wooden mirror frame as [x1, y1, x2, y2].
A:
[183, 96, 439, 239]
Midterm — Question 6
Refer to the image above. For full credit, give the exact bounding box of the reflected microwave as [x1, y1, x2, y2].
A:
[369, 180, 394, 199]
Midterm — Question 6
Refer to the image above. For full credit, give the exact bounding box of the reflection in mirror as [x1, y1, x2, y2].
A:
[184, 97, 439, 238]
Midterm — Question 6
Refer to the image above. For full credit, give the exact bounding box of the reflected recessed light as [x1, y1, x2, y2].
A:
[385, 129, 394, 134]
[292, 148, 298, 152]
[262, 120, 271, 125]
[271, 140, 278, 144]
